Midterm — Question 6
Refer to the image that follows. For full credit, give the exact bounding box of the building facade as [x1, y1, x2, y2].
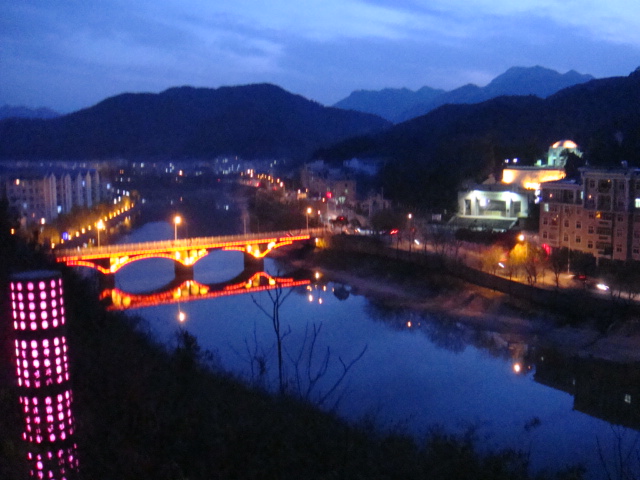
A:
[5, 173, 58, 224]
[539, 167, 640, 262]
[3, 167, 109, 227]
[453, 141, 573, 232]
[300, 161, 357, 205]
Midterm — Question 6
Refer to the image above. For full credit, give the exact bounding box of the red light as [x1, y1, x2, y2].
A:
[326, 191, 332, 199]
[390, 229, 398, 235]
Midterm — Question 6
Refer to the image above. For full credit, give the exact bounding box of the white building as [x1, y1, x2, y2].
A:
[5, 172, 58, 225]
[72, 170, 93, 208]
[2, 165, 111, 227]
[452, 141, 573, 231]
[53, 170, 73, 214]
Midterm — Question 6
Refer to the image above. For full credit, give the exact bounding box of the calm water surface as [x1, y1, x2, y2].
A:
[111, 221, 639, 479]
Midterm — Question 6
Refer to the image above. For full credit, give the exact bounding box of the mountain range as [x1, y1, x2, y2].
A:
[334, 66, 594, 123]
[0, 84, 390, 161]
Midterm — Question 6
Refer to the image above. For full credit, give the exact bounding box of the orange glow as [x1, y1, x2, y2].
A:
[66, 260, 111, 275]
[502, 168, 565, 189]
[103, 273, 310, 310]
[552, 140, 577, 149]
[56, 231, 314, 273]
[223, 240, 294, 258]
[502, 170, 516, 184]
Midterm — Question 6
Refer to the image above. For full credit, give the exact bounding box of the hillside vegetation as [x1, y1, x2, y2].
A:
[0, 84, 390, 162]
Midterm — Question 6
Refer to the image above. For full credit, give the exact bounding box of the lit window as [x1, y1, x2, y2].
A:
[625, 394, 632, 404]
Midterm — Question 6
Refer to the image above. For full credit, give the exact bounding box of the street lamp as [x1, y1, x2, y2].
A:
[306, 207, 312, 232]
[518, 233, 528, 260]
[174, 215, 182, 241]
[96, 219, 105, 247]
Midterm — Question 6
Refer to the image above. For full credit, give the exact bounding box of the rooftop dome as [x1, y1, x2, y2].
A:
[551, 140, 578, 150]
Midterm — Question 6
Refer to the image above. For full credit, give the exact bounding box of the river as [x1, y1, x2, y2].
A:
[108, 216, 639, 479]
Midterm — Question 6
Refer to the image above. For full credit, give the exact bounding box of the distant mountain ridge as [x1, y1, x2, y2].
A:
[334, 66, 594, 122]
[333, 86, 445, 124]
[0, 104, 60, 120]
[0, 84, 390, 161]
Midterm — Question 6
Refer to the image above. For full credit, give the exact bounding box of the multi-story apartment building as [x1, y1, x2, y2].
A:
[539, 166, 640, 262]
[2, 166, 110, 227]
[5, 172, 58, 224]
[53, 170, 73, 214]
[72, 170, 93, 208]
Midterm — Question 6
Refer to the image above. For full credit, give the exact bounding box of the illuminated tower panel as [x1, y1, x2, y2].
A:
[10, 271, 79, 480]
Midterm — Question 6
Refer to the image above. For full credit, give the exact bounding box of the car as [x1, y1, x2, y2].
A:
[570, 274, 609, 292]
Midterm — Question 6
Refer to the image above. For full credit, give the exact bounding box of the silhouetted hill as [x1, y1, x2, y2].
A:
[334, 66, 593, 123]
[0, 104, 60, 120]
[0, 84, 390, 161]
[317, 68, 640, 210]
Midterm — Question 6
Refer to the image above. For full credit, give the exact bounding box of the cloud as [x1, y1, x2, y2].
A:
[0, 0, 639, 111]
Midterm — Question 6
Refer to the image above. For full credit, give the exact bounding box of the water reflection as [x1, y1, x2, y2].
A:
[101, 269, 312, 310]
[9, 271, 79, 480]
[364, 299, 639, 432]
[535, 349, 640, 431]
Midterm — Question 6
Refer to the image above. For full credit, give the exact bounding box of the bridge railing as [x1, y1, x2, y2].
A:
[54, 227, 326, 258]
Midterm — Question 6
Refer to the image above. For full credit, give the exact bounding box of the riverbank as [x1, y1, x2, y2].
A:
[287, 245, 640, 364]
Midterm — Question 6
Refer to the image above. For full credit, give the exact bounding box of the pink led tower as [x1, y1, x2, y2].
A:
[10, 271, 79, 480]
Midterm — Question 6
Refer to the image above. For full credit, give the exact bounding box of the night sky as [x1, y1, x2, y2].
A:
[1, 0, 639, 113]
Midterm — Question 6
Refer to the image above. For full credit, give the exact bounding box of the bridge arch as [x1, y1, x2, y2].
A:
[55, 229, 320, 282]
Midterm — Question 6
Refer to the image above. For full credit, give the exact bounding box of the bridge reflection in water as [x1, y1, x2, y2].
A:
[100, 269, 313, 310]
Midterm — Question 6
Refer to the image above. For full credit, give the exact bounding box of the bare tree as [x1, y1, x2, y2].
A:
[482, 245, 505, 274]
[252, 284, 294, 395]
[251, 282, 367, 406]
[286, 322, 367, 408]
[597, 426, 640, 480]
[546, 248, 566, 288]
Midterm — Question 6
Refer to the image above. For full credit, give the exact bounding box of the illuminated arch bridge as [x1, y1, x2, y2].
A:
[54, 229, 323, 279]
